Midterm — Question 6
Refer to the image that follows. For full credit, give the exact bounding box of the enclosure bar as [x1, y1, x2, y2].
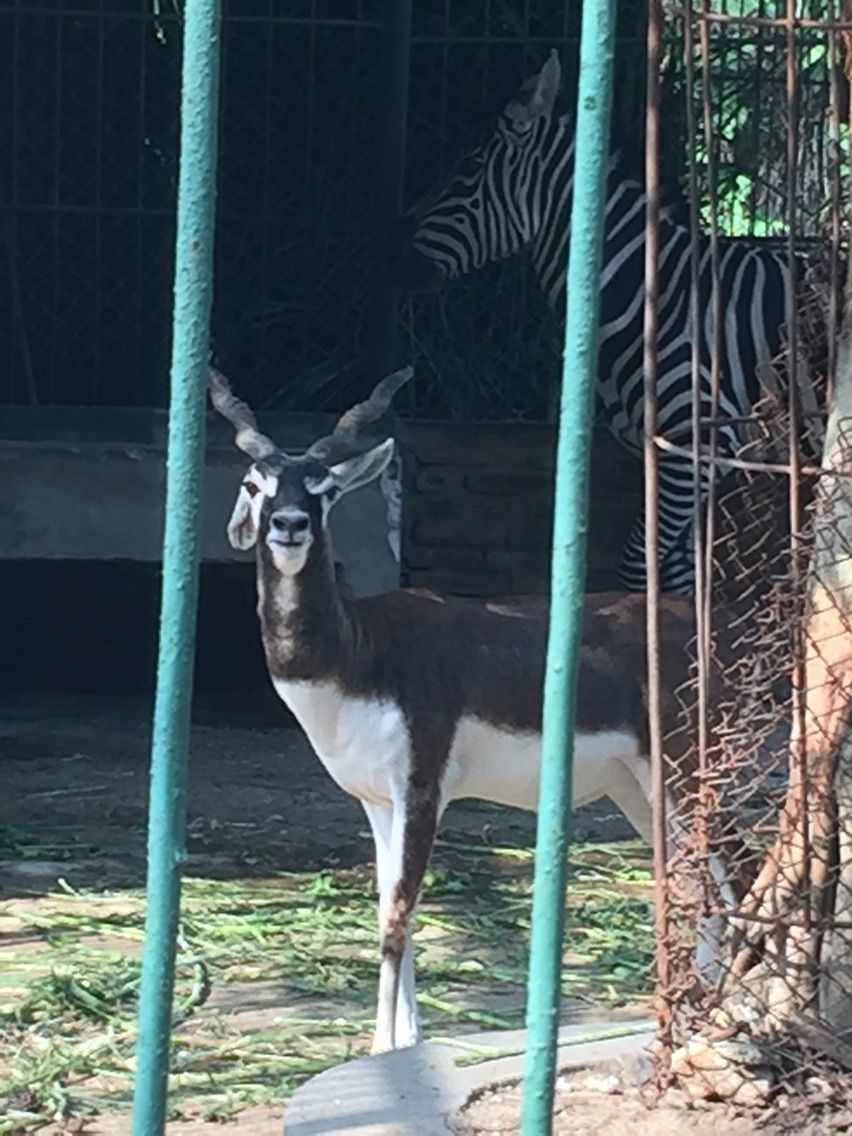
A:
[749, 0, 766, 236]
[8, 5, 38, 405]
[130, 3, 221, 1134]
[697, 0, 723, 944]
[784, 0, 803, 565]
[409, 33, 641, 44]
[520, 3, 616, 1131]
[828, 6, 842, 405]
[258, 6, 275, 407]
[697, 0, 722, 629]
[93, 10, 104, 405]
[684, 0, 712, 918]
[49, 16, 61, 402]
[785, 0, 811, 933]
[7, 9, 19, 400]
[366, 0, 413, 380]
[654, 434, 847, 480]
[0, 6, 379, 28]
[666, 411, 827, 436]
[134, 12, 148, 407]
[667, 7, 852, 30]
[643, 0, 673, 1069]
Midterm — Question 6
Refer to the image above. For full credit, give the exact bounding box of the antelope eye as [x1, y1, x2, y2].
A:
[243, 481, 260, 498]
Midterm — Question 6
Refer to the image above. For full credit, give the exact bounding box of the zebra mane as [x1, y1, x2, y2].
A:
[556, 103, 690, 229]
[609, 142, 691, 228]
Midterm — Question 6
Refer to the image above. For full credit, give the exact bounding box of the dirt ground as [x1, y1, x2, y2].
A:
[30, 1104, 286, 1136]
[453, 1062, 852, 1136]
[0, 691, 632, 898]
[0, 691, 640, 1134]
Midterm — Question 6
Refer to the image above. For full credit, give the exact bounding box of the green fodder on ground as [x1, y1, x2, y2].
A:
[0, 834, 653, 1133]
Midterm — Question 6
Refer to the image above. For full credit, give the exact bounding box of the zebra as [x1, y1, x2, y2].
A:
[390, 49, 817, 595]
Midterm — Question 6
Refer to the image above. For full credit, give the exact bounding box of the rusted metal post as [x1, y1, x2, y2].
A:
[644, 0, 673, 1067]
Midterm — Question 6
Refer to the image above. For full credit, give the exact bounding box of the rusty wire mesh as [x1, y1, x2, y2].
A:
[646, 2, 852, 1125]
[654, 434, 852, 1122]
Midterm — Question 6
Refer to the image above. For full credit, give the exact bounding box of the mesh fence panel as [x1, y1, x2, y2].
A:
[1, 3, 182, 407]
[647, 6, 852, 1122]
[662, 0, 844, 237]
[1, 0, 385, 410]
[0, 0, 646, 418]
[400, 0, 647, 421]
[657, 424, 852, 1120]
[1, 0, 846, 422]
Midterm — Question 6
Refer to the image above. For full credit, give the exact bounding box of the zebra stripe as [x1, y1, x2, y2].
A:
[396, 50, 811, 595]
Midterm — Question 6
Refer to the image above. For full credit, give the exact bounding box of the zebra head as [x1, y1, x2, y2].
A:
[391, 51, 568, 293]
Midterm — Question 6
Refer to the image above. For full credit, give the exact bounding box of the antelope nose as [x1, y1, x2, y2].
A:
[269, 510, 310, 543]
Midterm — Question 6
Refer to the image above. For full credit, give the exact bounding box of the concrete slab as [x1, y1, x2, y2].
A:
[285, 1019, 654, 1135]
[0, 406, 400, 596]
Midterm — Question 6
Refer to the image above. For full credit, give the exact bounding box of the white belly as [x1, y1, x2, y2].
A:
[444, 716, 642, 814]
[270, 684, 650, 836]
[272, 678, 410, 805]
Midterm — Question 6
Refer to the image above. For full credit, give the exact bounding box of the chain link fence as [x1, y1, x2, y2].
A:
[656, 407, 852, 1123]
[645, 3, 852, 1124]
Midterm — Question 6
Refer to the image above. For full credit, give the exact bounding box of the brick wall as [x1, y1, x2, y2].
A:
[401, 421, 643, 597]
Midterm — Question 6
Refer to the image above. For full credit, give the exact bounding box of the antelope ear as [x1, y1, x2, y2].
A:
[328, 438, 396, 497]
[227, 490, 258, 550]
[507, 49, 561, 125]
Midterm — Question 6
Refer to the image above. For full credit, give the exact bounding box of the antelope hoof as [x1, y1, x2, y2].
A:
[370, 1034, 395, 1056]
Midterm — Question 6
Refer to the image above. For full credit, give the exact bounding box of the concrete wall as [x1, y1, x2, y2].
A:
[400, 420, 642, 595]
[0, 408, 642, 598]
[0, 406, 400, 599]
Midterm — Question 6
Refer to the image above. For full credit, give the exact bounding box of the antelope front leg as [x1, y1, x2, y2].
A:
[362, 787, 441, 1053]
[362, 800, 419, 1052]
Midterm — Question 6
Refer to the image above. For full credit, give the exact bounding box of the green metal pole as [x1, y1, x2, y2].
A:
[520, 4, 616, 1133]
[131, 4, 221, 1134]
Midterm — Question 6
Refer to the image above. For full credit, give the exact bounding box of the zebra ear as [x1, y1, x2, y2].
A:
[511, 49, 561, 125]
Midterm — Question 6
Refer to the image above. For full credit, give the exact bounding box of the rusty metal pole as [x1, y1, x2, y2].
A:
[644, 0, 674, 1067]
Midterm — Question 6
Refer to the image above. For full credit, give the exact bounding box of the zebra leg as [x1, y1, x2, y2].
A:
[618, 514, 696, 595]
[660, 525, 696, 595]
[617, 451, 706, 595]
[617, 513, 652, 592]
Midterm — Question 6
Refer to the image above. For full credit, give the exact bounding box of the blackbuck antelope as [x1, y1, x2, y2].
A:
[210, 367, 737, 1054]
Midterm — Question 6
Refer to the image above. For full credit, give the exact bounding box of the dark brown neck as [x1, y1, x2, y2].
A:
[256, 534, 352, 681]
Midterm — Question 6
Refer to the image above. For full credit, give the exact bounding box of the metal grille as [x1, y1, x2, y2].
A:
[3, 1, 846, 420]
[1, 2, 182, 407]
[398, 2, 845, 421]
[645, 1, 852, 1119]
[1, 0, 384, 410]
[1, 0, 647, 418]
[400, 0, 647, 422]
[663, 0, 845, 236]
